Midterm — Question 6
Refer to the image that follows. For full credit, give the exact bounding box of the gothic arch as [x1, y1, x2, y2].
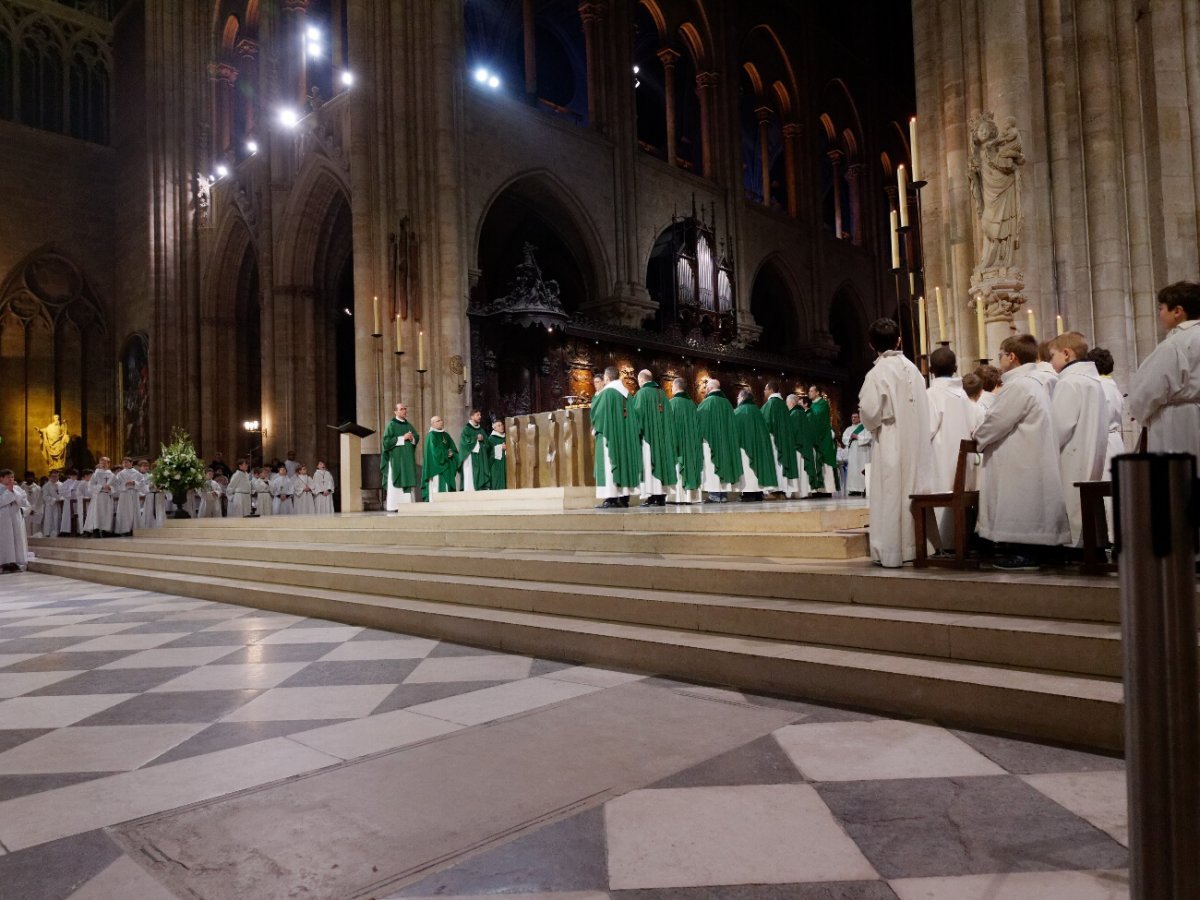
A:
[274, 158, 351, 290]
[828, 280, 873, 397]
[749, 254, 807, 354]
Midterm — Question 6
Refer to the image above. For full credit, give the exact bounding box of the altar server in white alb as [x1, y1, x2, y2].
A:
[41, 470, 62, 538]
[857, 318, 934, 568]
[0, 470, 30, 572]
[59, 470, 79, 535]
[973, 335, 1070, 569]
[251, 467, 273, 516]
[1088, 348, 1126, 478]
[21, 472, 42, 539]
[1048, 332, 1109, 548]
[112, 457, 142, 535]
[292, 464, 317, 515]
[87, 457, 117, 536]
[198, 468, 224, 518]
[271, 464, 293, 515]
[1128, 281, 1200, 460]
[138, 459, 167, 528]
[840, 412, 871, 496]
[225, 459, 253, 518]
[1030, 341, 1059, 400]
[76, 469, 93, 532]
[925, 347, 978, 545]
[312, 461, 336, 514]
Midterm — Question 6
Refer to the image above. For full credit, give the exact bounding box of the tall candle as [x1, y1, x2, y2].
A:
[934, 286, 946, 341]
[897, 164, 909, 228]
[418, 329, 426, 370]
[976, 295, 987, 360]
[889, 210, 900, 269]
[918, 296, 928, 359]
[1027, 308, 1037, 339]
[372, 295, 381, 336]
[909, 116, 920, 182]
[1056, 314, 1064, 336]
[394, 314, 402, 352]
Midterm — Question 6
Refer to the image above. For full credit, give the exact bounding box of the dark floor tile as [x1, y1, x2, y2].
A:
[84, 613, 160, 625]
[116, 621, 208, 634]
[3, 650, 137, 672]
[0, 637, 93, 654]
[529, 659, 575, 676]
[0, 829, 123, 900]
[372, 681, 508, 714]
[816, 775, 1129, 879]
[75, 689, 262, 726]
[0, 626, 67, 639]
[739, 693, 879, 724]
[279, 659, 422, 687]
[211, 642, 339, 664]
[0, 771, 120, 802]
[650, 734, 806, 788]
[611, 884, 899, 900]
[395, 807, 608, 896]
[148, 719, 345, 765]
[426, 641, 504, 658]
[351, 627, 415, 642]
[950, 729, 1125, 775]
[281, 617, 342, 629]
[157, 630, 272, 648]
[24, 667, 193, 696]
[0, 729, 51, 754]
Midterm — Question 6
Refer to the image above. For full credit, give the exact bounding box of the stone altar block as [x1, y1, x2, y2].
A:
[505, 408, 593, 489]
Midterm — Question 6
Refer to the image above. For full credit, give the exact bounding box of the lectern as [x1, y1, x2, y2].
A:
[327, 422, 375, 513]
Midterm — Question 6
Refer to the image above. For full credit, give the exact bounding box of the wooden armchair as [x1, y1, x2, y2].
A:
[1075, 480, 1116, 575]
[911, 439, 980, 569]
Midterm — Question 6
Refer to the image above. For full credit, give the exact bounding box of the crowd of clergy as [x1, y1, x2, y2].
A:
[859, 280, 1200, 570]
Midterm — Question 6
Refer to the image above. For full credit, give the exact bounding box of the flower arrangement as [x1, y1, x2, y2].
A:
[151, 428, 208, 518]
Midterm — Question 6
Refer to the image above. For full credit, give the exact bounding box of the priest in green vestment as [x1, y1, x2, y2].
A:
[667, 376, 703, 503]
[762, 381, 800, 497]
[485, 420, 507, 490]
[421, 416, 459, 501]
[696, 379, 742, 502]
[807, 386, 839, 495]
[592, 366, 642, 508]
[380, 402, 420, 510]
[788, 393, 815, 496]
[734, 389, 779, 501]
[631, 369, 674, 506]
[458, 409, 489, 492]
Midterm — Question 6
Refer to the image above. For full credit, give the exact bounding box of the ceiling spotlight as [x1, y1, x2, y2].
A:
[343, 307, 352, 316]
[473, 66, 489, 84]
[487, 74, 501, 89]
[633, 65, 640, 74]
[215, 164, 229, 178]
[306, 42, 322, 58]
[277, 107, 300, 128]
[306, 25, 321, 40]
[245, 139, 258, 154]
[340, 70, 354, 87]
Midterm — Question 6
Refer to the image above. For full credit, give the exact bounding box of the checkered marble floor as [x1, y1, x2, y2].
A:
[0, 573, 1130, 899]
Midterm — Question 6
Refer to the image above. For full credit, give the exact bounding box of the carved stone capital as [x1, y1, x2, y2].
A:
[656, 47, 681, 68]
[781, 122, 803, 140]
[969, 272, 1027, 321]
[236, 38, 258, 60]
[208, 61, 238, 85]
[695, 71, 719, 90]
[826, 148, 843, 165]
[754, 106, 773, 126]
[577, 1, 607, 25]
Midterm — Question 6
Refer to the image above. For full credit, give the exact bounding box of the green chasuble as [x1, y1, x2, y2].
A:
[808, 397, 838, 489]
[667, 393, 703, 490]
[380, 417, 419, 489]
[630, 381, 675, 487]
[485, 431, 507, 490]
[421, 429, 458, 500]
[761, 395, 798, 479]
[789, 406, 817, 484]
[591, 385, 642, 488]
[734, 401, 779, 488]
[458, 423, 490, 491]
[696, 391, 743, 484]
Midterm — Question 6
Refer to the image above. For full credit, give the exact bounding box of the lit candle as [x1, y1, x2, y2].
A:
[889, 210, 900, 269]
[418, 329, 426, 370]
[897, 164, 909, 228]
[394, 314, 402, 352]
[1056, 314, 1064, 336]
[909, 116, 920, 182]
[918, 296, 928, 359]
[1027, 308, 1037, 339]
[372, 295, 381, 336]
[976, 295, 987, 360]
[934, 286, 946, 342]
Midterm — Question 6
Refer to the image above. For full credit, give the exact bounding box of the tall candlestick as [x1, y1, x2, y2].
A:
[976, 295, 987, 360]
[1056, 314, 1064, 336]
[918, 296, 928, 359]
[934, 286, 946, 341]
[1027, 308, 1037, 339]
[418, 329, 426, 371]
[909, 117, 920, 182]
[889, 210, 900, 269]
[372, 295, 381, 336]
[897, 164, 909, 228]
[394, 314, 402, 352]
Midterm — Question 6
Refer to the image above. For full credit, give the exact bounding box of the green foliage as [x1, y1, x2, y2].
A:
[151, 428, 208, 494]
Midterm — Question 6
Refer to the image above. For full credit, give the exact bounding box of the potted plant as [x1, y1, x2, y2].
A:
[152, 428, 208, 519]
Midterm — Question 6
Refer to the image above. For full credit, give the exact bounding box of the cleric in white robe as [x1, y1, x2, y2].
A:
[925, 347, 977, 546]
[58, 472, 79, 535]
[312, 462, 336, 515]
[973, 336, 1070, 567]
[1049, 333, 1109, 547]
[1088, 349, 1126, 477]
[1127, 281, 1200, 459]
[21, 473, 42, 539]
[857, 318, 934, 568]
[840, 412, 871, 496]
[292, 465, 317, 515]
[225, 460, 253, 518]
[0, 470, 30, 571]
[88, 458, 117, 535]
[41, 472, 62, 538]
[113, 458, 142, 535]
[271, 466, 294, 515]
[251, 469, 273, 516]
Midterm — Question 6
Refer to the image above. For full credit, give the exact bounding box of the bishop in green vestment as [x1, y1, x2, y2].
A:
[458, 409, 489, 492]
[734, 389, 779, 500]
[807, 387, 838, 494]
[592, 366, 642, 508]
[485, 421, 507, 490]
[762, 382, 799, 496]
[421, 416, 458, 501]
[667, 376, 703, 503]
[630, 370, 674, 506]
[380, 403, 420, 510]
[696, 379, 742, 501]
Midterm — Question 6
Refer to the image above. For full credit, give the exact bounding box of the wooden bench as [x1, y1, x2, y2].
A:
[1075, 480, 1116, 575]
[911, 439, 980, 569]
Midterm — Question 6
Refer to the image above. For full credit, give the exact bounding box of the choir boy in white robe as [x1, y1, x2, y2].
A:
[1030, 341, 1059, 399]
[271, 464, 293, 515]
[926, 348, 978, 546]
[75, 470, 91, 533]
[0, 470, 30, 572]
[1088, 348, 1126, 477]
[972, 365, 1002, 417]
[1049, 332, 1109, 548]
[198, 468, 223, 518]
[60, 470, 79, 535]
[251, 467, 273, 516]
[1128, 280, 1200, 459]
[21, 472, 42, 539]
[42, 471, 62, 538]
[113, 457, 142, 535]
[138, 460, 166, 528]
[857, 318, 934, 568]
[840, 413, 871, 496]
[225, 459, 253, 517]
[973, 336, 1071, 569]
[87, 458, 117, 536]
[292, 464, 317, 515]
[312, 461, 336, 514]
[284, 450, 300, 478]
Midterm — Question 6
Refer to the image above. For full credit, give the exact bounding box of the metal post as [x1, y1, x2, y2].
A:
[1112, 452, 1200, 900]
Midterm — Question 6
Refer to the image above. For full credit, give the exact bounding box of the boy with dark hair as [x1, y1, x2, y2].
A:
[1128, 280, 1200, 456]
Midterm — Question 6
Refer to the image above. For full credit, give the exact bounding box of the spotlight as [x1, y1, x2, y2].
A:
[215, 164, 229, 178]
[306, 25, 321, 40]
[473, 66, 489, 84]
[343, 307, 352, 316]
[633, 65, 640, 74]
[340, 70, 354, 87]
[245, 139, 258, 154]
[277, 106, 300, 128]
[307, 41, 322, 58]
[487, 74, 501, 89]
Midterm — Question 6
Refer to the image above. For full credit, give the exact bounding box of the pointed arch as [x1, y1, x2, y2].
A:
[749, 253, 808, 354]
[274, 157, 351, 289]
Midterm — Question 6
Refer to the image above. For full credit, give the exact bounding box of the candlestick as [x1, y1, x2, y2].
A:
[1027, 308, 1037, 340]
[897, 164, 909, 228]
[918, 296, 928, 359]
[418, 329, 426, 372]
[372, 295, 381, 336]
[934, 286, 946, 342]
[976, 295, 987, 361]
[909, 117, 920, 183]
[889, 210, 900, 269]
[394, 315, 403, 354]
[1056, 314, 1064, 336]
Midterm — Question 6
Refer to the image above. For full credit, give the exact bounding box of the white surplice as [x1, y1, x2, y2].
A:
[1098, 376, 1126, 479]
[58, 478, 78, 535]
[271, 474, 293, 515]
[312, 468, 336, 514]
[113, 468, 142, 534]
[22, 481, 42, 539]
[841, 425, 871, 495]
[1052, 360, 1109, 547]
[226, 470, 253, 518]
[926, 376, 977, 547]
[292, 474, 317, 515]
[0, 485, 29, 567]
[1029, 361, 1059, 400]
[252, 476, 273, 516]
[1127, 319, 1200, 458]
[41, 479, 61, 538]
[88, 468, 116, 533]
[198, 480, 224, 518]
[973, 363, 1070, 546]
[858, 350, 934, 568]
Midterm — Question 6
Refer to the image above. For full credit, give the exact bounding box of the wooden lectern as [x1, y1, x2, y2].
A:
[327, 422, 374, 513]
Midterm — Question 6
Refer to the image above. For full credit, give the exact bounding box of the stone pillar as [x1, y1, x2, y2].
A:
[827, 149, 844, 239]
[755, 105, 772, 205]
[523, 0, 537, 103]
[657, 47, 679, 166]
[695, 71, 718, 178]
[283, 0, 309, 106]
[845, 163, 865, 246]
[236, 39, 258, 137]
[578, 2, 605, 131]
[782, 122, 801, 217]
[208, 62, 237, 155]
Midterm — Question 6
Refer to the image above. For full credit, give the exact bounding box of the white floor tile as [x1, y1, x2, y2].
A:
[318, 638, 439, 662]
[0, 694, 137, 728]
[0, 724, 204, 773]
[0, 654, 39, 669]
[28, 623, 138, 638]
[0, 670, 86, 699]
[223, 684, 397, 722]
[201, 615, 302, 633]
[890, 869, 1130, 900]
[66, 855, 181, 900]
[542, 666, 648, 688]
[255, 626, 364, 645]
[289, 709, 463, 759]
[1023, 771, 1129, 845]
[61, 633, 191, 653]
[405, 677, 601, 726]
[404, 655, 533, 684]
[149, 662, 311, 692]
[100, 645, 243, 669]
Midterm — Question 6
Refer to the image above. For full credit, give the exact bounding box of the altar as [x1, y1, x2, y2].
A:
[503, 407, 594, 490]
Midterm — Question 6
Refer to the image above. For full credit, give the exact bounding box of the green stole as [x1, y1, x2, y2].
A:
[591, 385, 642, 488]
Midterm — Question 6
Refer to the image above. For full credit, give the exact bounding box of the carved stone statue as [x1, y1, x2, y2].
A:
[969, 112, 1025, 274]
[35, 414, 70, 471]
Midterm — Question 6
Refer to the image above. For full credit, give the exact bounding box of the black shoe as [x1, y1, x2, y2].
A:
[740, 492, 764, 502]
[596, 498, 621, 509]
[992, 554, 1040, 571]
[618, 496, 630, 508]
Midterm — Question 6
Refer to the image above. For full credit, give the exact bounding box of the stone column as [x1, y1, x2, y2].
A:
[657, 47, 679, 165]
[523, 0, 537, 103]
[845, 163, 865, 245]
[236, 39, 258, 137]
[578, 2, 605, 132]
[755, 106, 772, 205]
[827, 149, 844, 238]
[208, 62, 237, 155]
[695, 71, 718, 178]
[283, 0, 309, 106]
[782, 122, 801, 217]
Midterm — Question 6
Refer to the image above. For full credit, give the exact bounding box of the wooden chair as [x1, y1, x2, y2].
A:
[1075, 480, 1116, 575]
[911, 439, 980, 569]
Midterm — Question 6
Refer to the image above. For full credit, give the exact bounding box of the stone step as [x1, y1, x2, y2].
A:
[26, 556, 1125, 750]
[31, 544, 1129, 679]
